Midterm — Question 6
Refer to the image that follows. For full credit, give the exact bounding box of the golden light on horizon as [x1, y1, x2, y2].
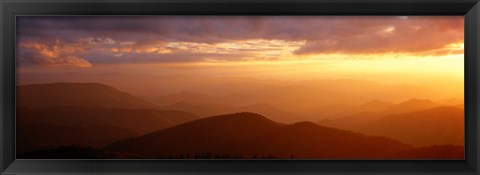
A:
[15, 16, 466, 160]
[16, 16, 464, 101]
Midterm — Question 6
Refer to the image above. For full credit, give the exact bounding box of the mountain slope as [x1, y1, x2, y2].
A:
[320, 98, 441, 131]
[106, 112, 411, 159]
[160, 102, 306, 123]
[383, 98, 439, 115]
[106, 112, 281, 157]
[17, 107, 200, 134]
[361, 107, 464, 146]
[16, 82, 202, 154]
[322, 106, 463, 146]
[17, 82, 158, 109]
[160, 102, 236, 118]
[18, 145, 142, 159]
[150, 91, 216, 106]
[17, 124, 138, 154]
[307, 100, 393, 120]
[237, 103, 306, 123]
[389, 145, 464, 159]
[358, 100, 395, 111]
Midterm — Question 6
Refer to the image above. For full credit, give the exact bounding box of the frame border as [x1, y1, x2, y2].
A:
[1, 0, 480, 174]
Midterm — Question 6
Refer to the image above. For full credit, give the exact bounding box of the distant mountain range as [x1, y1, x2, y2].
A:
[302, 100, 394, 120]
[16, 82, 464, 159]
[16, 83, 200, 153]
[361, 107, 464, 146]
[19, 74, 463, 112]
[131, 77, 459, 112]
[321, 98, 441, 128]
[383, 98, 440, 114]
[321, 104, 464, 146]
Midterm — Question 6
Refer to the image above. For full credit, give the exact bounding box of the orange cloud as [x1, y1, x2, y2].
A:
[19, 39, 92, 68]
[16, 16, 464, 67]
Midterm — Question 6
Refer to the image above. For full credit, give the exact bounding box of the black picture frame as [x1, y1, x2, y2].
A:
[1, 0, 479, 174]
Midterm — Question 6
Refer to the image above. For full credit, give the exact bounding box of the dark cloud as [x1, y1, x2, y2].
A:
[291, 16, 463, 55]
[16, 16, 464, 67]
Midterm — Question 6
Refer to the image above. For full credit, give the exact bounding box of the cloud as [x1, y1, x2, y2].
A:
[292, 17, 464, 55]
[18, 39, 92, 68]
[17, 16, 464, 67]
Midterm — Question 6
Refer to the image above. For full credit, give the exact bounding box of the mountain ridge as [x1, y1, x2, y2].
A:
[17, 106, 200, 134]
[17, 82, 158, 109]
[106, 112, 412, 159]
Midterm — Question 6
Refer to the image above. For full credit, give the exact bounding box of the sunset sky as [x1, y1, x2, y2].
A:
[16, 16, 464, 100]
[15, 16, 465, 160]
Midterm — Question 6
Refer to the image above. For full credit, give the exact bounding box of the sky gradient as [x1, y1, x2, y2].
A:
[17, 16, 463, 67]
[16, 16, 464, 101]
[15, 16, 465, 160]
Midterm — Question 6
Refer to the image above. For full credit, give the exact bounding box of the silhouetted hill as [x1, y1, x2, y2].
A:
[17, 124, 137, 154]
[17, 82, 158, 109]
[161, 102, 306, 123]
[18, 145, 142, 159]
[17, 107, 200, 134]
[238, 103, 306, 123]
[106, 113, 411, 159]
[16, 83, 201, 155]
[106, 112, 282, 157]
[20, 144, 463, 159]
[389, 145, 464, 159]
[234, 121, 410, 159]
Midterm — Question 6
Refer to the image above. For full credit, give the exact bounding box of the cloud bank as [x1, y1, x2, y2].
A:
[17, 16, 464, 68]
